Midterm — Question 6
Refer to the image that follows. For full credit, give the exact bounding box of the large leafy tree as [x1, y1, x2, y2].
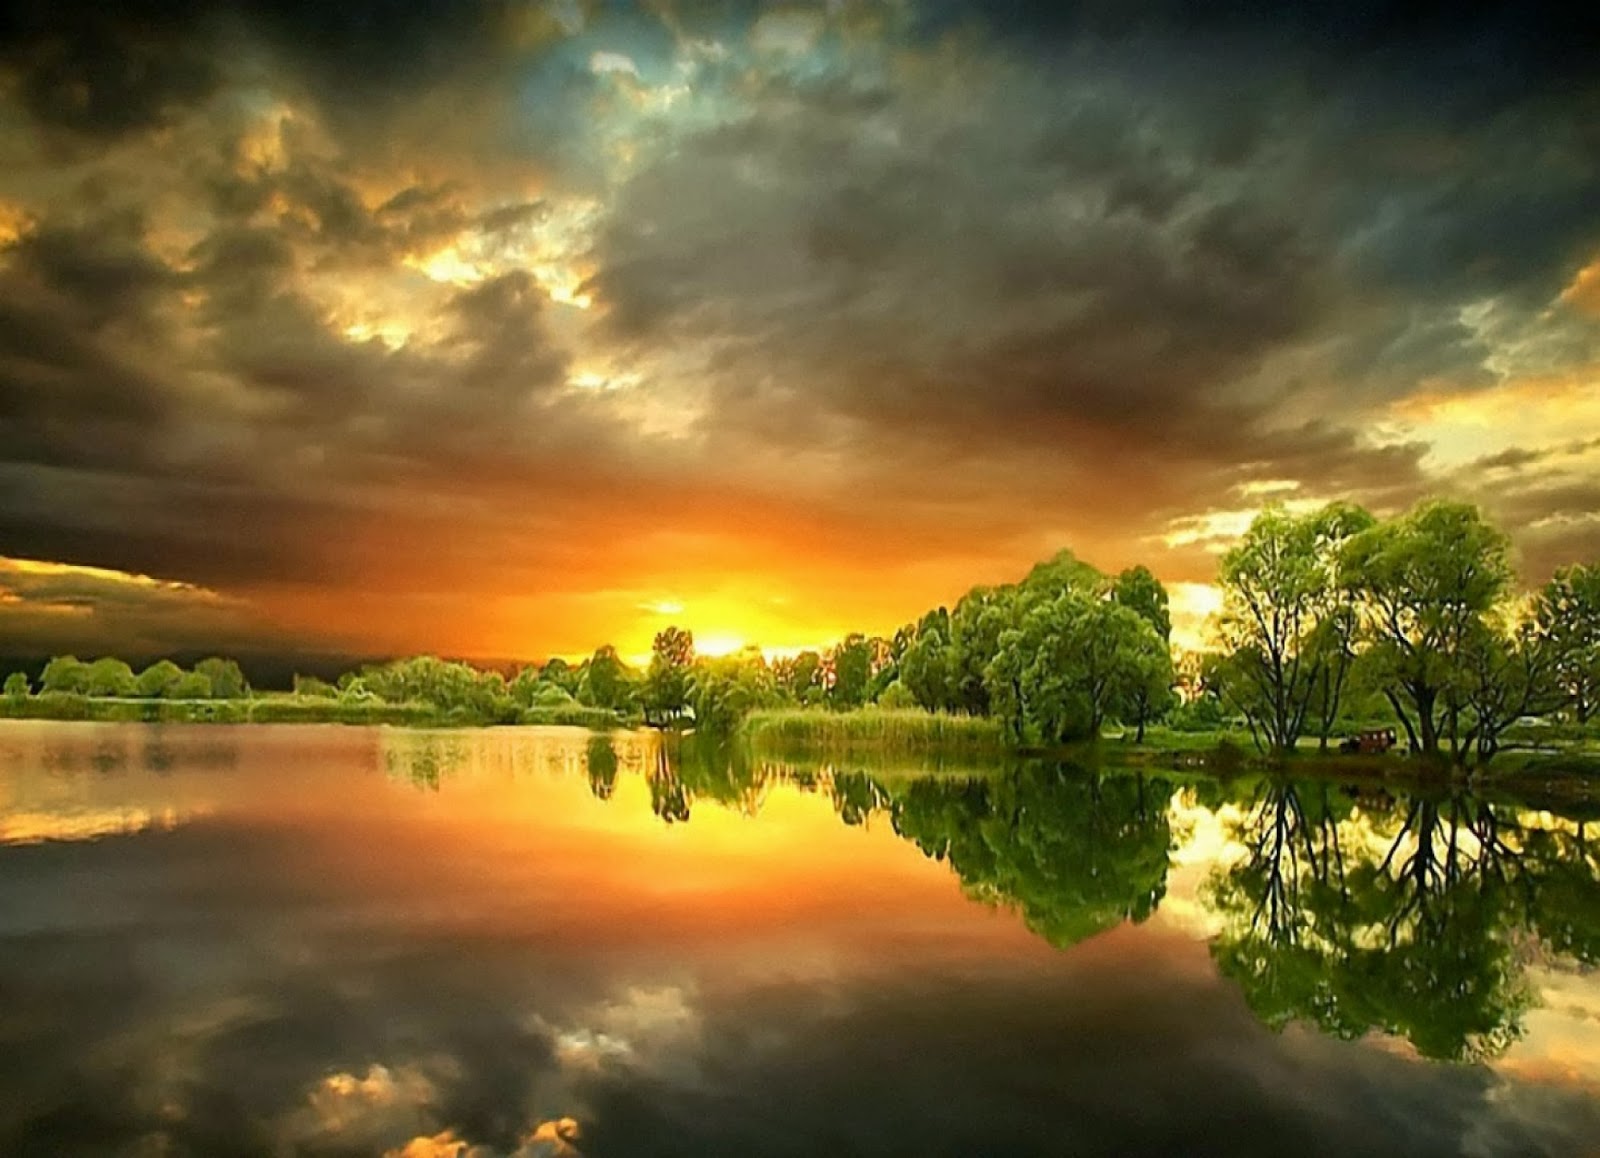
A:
[1340, 500, 1513, 757]
[1533, 562, 1600, 723]
[826, 633, 874, 710]
[577, 645, 636, 712]
[690, 648, 778, 731]
[1212, 503, 1374, 755]
[40, 655, 90, 694]
[643, 626, 696, 726]
[135, 659, 185, 698]
[83, 657, 137, 697]
[195, 656, 249, 699]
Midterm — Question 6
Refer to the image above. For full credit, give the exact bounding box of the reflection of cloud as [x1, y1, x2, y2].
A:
[0, 805, 203, 845]
[385, 1131, 468, 1158]
[545, 985, 700, 1083]
[283, 1063, 444, 1151]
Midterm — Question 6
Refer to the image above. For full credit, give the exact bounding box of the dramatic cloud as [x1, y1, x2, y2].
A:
[0, 0, 1597, 660]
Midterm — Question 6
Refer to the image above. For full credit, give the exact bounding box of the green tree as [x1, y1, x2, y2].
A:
[898, 608, 960, 712]
[826, 633, 874, 710]
[4, 671, 29, 700]
[773, 650, 824, 706]
[1111, 565, 1172, 642]
[292, 672, 338, 698]
[576, 646, 635, 712]
[1533, 563, 1600, 723]
[137, 660, 186, 698]
[1212, 503, 1374, 755]
[171, 670, 213, 699]
[987, 591, 1166, 744]
[540, 657, 580, 695]
[40, 655, 90, 694]
[1340, 500, 1513, 758]
[195, 656, 249, 699]
[84, 657, 137, 697]
[690, 648, 777, 731]
[643, 626, 695, 726]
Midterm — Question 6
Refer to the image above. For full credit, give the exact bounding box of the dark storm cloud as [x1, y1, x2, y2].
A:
[0, 0, 1597, 653]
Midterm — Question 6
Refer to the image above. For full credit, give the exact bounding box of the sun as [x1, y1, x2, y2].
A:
[692, 632, 747, 658]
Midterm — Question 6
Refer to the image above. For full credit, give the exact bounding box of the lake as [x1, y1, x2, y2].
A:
[2, 721, 1598, 1157]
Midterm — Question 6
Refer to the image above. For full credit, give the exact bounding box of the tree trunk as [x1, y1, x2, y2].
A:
[1415, 686, 1439, 755]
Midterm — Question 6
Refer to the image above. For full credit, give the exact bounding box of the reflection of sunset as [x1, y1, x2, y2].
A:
[4, 723, 1600, 1154]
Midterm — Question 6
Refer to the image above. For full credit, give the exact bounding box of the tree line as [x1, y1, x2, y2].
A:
[5, 497, 1597, 760]
[5, 655, 249, 701]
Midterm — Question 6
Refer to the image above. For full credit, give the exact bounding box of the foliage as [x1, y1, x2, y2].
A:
[40, 655, 90, 694]
[690, 648, 778, 732]
[1339, 500, 1513, 760]
[4, 671, 29, 700]
[291, 672, 338, 698]
[643, 626, 695, 725]
[576, 645, 636, 712]
[1533, 562, 1600, 724]
[195, 656, 250, 698]
[1210, 503, 1374, 754]
[137, 660, 186, 698]
[891, 765, 1175, 948]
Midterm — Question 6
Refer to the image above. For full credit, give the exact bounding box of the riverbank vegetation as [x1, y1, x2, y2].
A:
[4, 497, 1597, 771]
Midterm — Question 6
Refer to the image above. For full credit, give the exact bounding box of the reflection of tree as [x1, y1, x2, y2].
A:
[382, 735, 466, 790]
[889, 766, 1175, 949]
[647, 745, 691, 823]
[1519, 809, 1600, 966]
[586, 734, 619, 801]
[1207, 783, 1537, 1061]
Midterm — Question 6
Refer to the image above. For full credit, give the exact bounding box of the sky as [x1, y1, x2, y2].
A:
[1, 0, 1598, 664]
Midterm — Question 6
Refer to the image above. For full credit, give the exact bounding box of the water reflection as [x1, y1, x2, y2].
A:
[375, 729, 1600, 1065]
[1, 721, 1598, 1157]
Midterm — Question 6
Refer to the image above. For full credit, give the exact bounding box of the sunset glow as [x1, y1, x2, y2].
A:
[0, 1, 1594, 669]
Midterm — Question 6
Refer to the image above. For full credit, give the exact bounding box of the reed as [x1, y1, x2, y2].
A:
[741, 707, 1004, 754]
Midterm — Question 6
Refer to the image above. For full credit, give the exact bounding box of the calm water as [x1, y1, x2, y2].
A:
[2, 723, 1599, 1157]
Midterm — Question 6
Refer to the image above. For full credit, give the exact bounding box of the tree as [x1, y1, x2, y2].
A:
[40, 655, 89, 694]
[1212, 503, 1374, 755]
[4, 671, 29, 700]
[643, 626, 695, 726]
[1534, 563, 1600, 723]
[171, 671, 213, 699]
[137, 660, 186, 698]
[690, 649, 777, 731]
[292, 672, 338, 698]
[1117, 635, 1177, 743]
[1451, 616, 1562, 764]
[898, 608, 961, 712]
[986, 590, 1166, 745]
[195, 656, 249, 699]
[773, 650, 824, 705]
[1340, 501, 1513, 758]
[826, 634, 873, 710]
[540, 657, 580, 695]
[1111, 565, 1172, 643]
[576, 646, 635, 712]
[84, 657, 137, 697]
[877, 679, 918, 710]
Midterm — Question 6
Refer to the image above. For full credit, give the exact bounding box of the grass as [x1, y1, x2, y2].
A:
[741, 707, 1006, 755]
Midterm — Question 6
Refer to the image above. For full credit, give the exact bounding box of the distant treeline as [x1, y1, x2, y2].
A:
[4, 498, 1597, 765]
